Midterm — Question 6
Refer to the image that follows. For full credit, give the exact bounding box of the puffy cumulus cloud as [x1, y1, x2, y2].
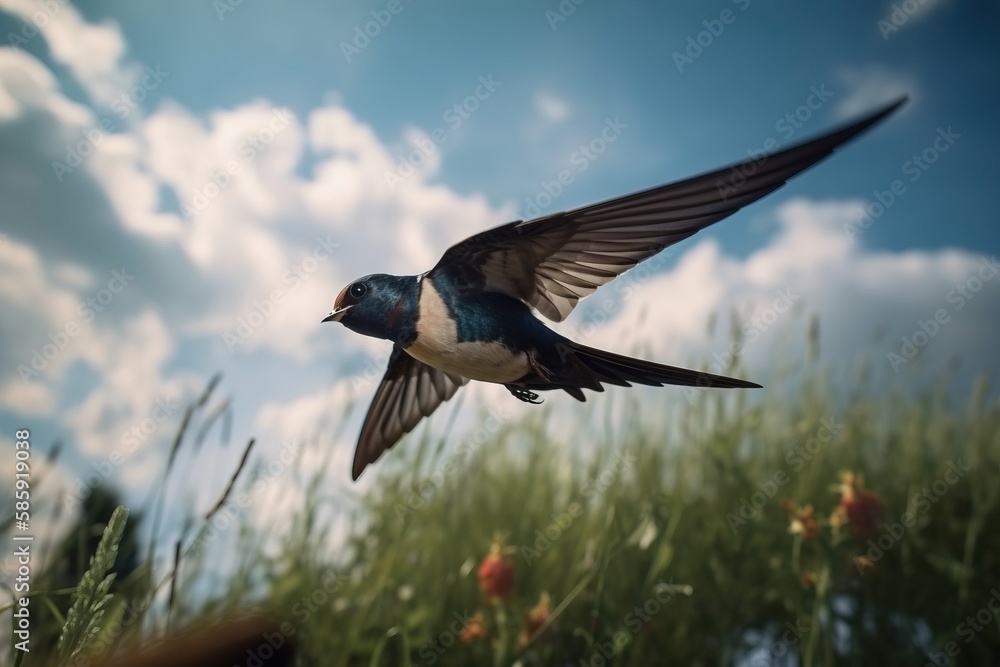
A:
[253, 365, 537, 487]
[0, 378, 53, 415]
[148, 102, 305, 226]
[568, 198, 1000, 385]
[88, 130, 184, 240]
[304, 104, 511, 272]
[0, 36, 505, 382]
[255, 379, 367, 440]
[0, 47, 90, 124]
[135, 94, 510, 358]
[0, 1, 509, 507]
[195, 437, 355, 560]
[140, 101, 325, 359]
[62, 310, 203, 461]
[253, 374, 394, 491]
[0, 0, 137, 107]
[0, 237, 97, 406]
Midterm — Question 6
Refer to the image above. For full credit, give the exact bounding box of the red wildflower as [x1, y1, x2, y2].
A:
[834, 472, 884, 537]
[782, 500, 819, 540]
[518, 592, 551, 647]
[461, 611, 489, 643]
[478, 537, 514, 602]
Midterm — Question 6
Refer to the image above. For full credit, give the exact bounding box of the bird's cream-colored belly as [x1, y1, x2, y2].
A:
[406, 337, 529, 383]
[406, 278, 529, 383]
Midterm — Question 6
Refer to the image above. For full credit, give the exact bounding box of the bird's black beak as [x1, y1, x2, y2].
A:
[321, 305, 352, 323]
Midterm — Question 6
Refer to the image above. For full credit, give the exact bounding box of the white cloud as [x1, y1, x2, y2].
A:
[0, 0, 137, 107]
[880, 0, 951, 25]
[534, 90, 570, 122]
[0, 5, 507, 501]
[0, 377, 54, 415]
[0, 236, 95, 385]
[253, 370, 523, 488]
[255, 378, 370, 441]
[0, 48, 91, 124]
[572, 198, 999, 385]
[62, 310, 200, 458]
[835, 66, 917, 119]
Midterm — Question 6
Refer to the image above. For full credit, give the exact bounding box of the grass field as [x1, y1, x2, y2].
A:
[5, 350, 1000, 666]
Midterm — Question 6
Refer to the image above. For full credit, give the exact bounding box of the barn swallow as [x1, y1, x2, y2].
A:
[324, 98, 905, 480]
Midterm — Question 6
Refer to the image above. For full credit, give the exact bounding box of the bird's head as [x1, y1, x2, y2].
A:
[322, 273, 416, 342]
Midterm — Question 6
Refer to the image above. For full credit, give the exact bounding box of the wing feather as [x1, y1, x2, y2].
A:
[430, 99, 905, 322]
[352, 345, 467, 480]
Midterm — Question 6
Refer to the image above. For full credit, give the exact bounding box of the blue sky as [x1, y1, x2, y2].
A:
[62, 0, 999, 254]
[0, 0, 998, 548]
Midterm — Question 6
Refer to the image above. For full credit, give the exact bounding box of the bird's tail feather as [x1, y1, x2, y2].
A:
[557, 340, 760, 398]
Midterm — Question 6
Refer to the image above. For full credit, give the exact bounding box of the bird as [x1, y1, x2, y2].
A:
[324, 98, 906, 480]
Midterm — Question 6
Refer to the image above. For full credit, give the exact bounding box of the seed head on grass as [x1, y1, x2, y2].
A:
[57, 505, 129, 665]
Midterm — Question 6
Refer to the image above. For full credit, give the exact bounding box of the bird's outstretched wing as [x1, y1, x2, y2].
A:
[352, 344, 468, 480]
[431, 98, 906, 322]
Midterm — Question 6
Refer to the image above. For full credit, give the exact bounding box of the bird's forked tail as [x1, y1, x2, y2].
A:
[551, 339, 761, 401]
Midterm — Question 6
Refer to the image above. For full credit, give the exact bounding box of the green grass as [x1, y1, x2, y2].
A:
[5, 355, 1000, 666]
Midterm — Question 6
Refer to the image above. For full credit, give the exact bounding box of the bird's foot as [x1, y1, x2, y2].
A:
[508, 387, 543, 404]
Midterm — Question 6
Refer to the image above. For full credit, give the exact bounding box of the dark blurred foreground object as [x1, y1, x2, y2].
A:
[98, 617, 295, 667]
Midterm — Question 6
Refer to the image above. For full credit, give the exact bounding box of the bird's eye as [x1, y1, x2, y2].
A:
[350, 283, 367, 299]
